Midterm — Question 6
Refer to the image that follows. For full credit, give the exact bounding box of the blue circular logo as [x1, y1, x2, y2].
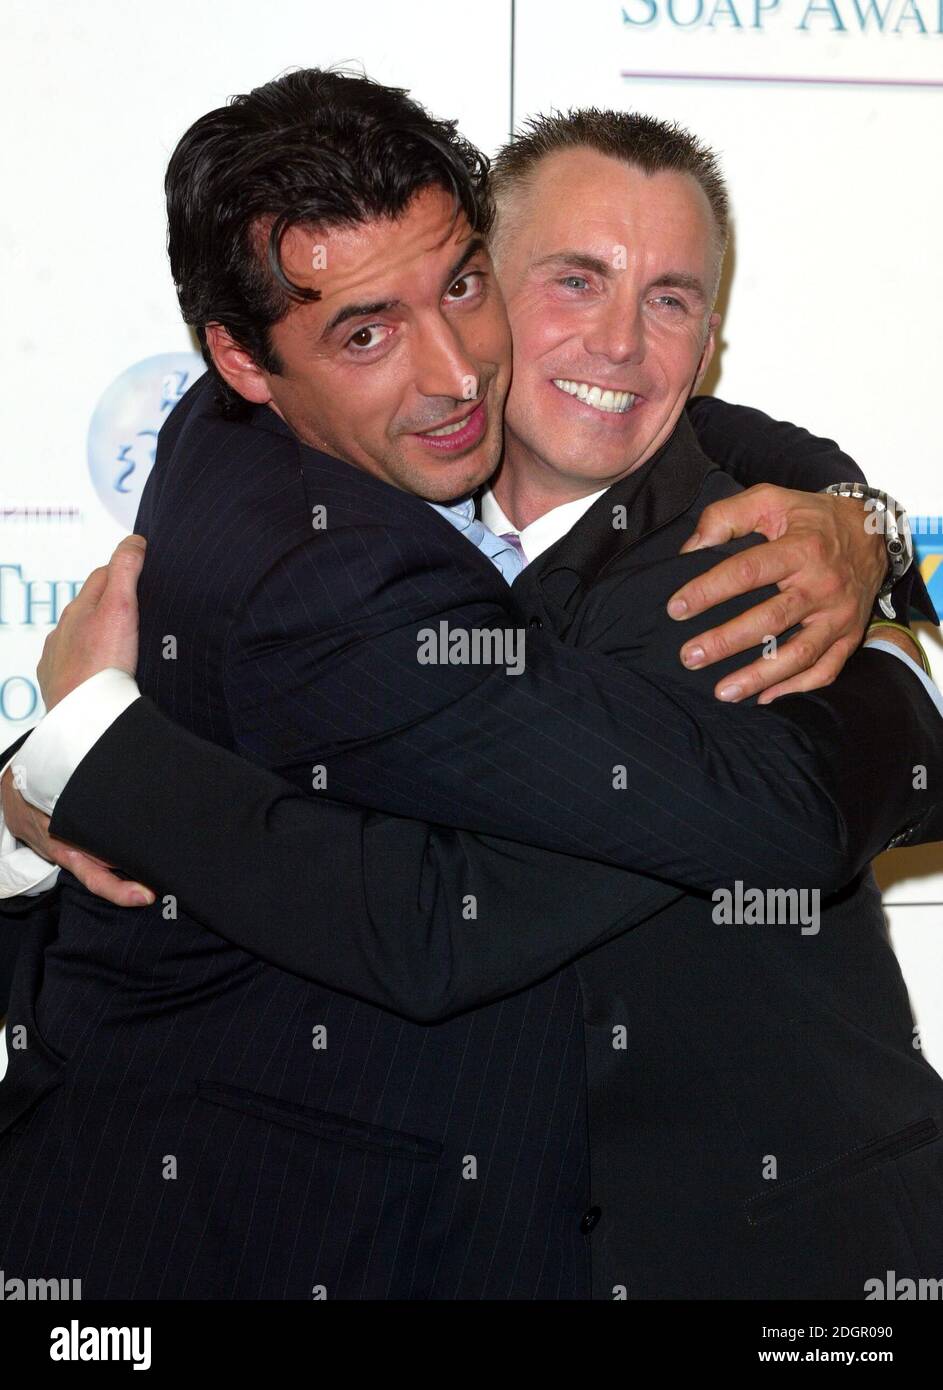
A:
[87, 352, 206, 528]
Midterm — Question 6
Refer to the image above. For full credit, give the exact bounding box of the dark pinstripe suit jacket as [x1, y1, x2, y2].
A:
[1, 377, 941, 1299]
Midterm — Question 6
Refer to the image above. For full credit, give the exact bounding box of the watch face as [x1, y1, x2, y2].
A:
[826, 489, 914, 576]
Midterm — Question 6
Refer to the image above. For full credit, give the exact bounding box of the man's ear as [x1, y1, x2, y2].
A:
[693, 312, 721, 392]
[204, 324, 271, 406]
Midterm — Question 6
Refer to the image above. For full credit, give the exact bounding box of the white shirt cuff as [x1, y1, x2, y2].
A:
[0, 745, 62, 898]
[0, 819, 61, 896]
[14, 668, 141, 816]
[0, 669, 140, 900]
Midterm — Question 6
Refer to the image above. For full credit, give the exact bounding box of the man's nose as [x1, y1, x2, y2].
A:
[583, 299, 645, 367]
[412, 315, 480, 403]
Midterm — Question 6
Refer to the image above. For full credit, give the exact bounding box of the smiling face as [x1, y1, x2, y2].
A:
[206, 184, 511, 503]
[494, 148, 722, 495]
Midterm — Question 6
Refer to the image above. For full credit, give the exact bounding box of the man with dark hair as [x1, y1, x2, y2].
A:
[1, 71, 941, 1301]
[166, 69, 498, 432]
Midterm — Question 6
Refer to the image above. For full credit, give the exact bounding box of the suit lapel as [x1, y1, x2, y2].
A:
[514, 411, 720, 621]
[248, 402, 509, 587]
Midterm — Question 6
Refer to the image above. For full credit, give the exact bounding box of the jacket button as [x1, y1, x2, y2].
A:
[528, 616, 543, 631]
[580, 1206, 601, 1234]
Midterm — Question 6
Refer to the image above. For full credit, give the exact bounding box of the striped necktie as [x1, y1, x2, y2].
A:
[499, 531, 526, 563]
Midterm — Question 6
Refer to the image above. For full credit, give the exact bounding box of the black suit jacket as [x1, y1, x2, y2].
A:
[2, 381, 941, 1300]
[512, 422, 943, 1297]
[0, 394, 932, 1010]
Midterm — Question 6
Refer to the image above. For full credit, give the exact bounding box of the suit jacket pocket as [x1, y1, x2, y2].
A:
[744, 1117, 941, 1227]
[196, 1080, 442, 1162]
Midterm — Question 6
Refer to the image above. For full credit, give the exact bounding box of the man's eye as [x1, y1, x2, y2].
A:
[653, 295, 685, 312]
[347, 325, 387, 350]
[444, 271, 483, 302]
[559, 275, 589, 291]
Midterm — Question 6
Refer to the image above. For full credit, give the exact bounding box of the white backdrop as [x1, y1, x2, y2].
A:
[1, 0, 941, 1061]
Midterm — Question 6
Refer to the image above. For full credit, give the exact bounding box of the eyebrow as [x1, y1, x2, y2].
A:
[649, 271, 707, 302]
[531, 251, 707, 302]
[324, 296, 401, 335]
[322, 236, 488, 337]
[531, 250, 614, 277]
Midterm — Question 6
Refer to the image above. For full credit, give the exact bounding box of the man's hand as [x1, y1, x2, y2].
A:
[38, 534, 146, 711]
[666, 484, 886, 704]
[1, 764, 154, 907]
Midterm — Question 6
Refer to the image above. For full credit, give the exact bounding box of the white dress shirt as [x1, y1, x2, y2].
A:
[479, 485, 608, 564]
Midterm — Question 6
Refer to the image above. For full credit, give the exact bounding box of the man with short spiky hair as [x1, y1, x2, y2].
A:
[492, 106, 730, 259]
[484, 107, 735, 574]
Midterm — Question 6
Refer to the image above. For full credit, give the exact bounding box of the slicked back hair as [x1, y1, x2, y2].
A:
[165, 67, 494, 417]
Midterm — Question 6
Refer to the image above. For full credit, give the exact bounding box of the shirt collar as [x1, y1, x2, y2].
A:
[429, 495, 477, 532]
[480, 485, 609, 564]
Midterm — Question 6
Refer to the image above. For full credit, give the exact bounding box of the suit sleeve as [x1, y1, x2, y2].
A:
[45, 532, 941, 1015]
[685, 395, 937, 624]
[686, 395, 865, 492]
[48, 697, 681, 1021]
[218, 520, 938, 894]
[572, 540, 943, 870]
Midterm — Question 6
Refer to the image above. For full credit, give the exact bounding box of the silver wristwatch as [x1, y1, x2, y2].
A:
[821, 483, 914, 620]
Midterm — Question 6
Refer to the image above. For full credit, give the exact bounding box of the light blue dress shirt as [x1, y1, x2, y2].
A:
[427, 498, 524, 585]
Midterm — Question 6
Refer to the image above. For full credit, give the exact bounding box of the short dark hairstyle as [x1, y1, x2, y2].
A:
[165, 67, 494, 418]
[491, 107, 729, 257]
